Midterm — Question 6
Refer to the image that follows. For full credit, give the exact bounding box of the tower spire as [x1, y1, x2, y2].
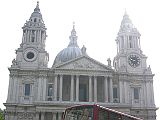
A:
[34, 1, 40, 12]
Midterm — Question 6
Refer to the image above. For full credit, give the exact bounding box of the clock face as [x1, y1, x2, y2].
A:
[24, 48, 37, 62]
[26, 52, 35, 59]
[128, 54, 140, 68]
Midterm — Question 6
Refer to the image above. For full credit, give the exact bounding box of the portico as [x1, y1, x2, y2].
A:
[52, 74, 113, 103]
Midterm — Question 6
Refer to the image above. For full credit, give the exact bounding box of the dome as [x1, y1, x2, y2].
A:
[54, 46, 82, 64]
[53, 23, 82, 65]
[30, 1, 43, 21]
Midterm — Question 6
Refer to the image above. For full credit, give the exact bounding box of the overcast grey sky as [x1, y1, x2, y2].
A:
[0, 0, 160, 119]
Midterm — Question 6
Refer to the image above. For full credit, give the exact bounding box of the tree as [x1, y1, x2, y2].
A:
[0, 109, 4, 120]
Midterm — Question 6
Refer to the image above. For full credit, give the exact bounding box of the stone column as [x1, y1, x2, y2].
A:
[5, 113, 8, 120]
[94, 76, 97, 102]
[42, 77, 47, 101]
[37, 30, 40, 43]
[35, 31, 37, 42]
[58, 112, 62, 120]
[7, 76, 13, 102]
[59, 75, 63, 101]
[54, 75, 57, 101]
[52, 112, 56, 120]
[37, 77, 42, 101]
[41, 112, 45, 120]
[70, 75, 74, 101]
[109, 77, 113, 102]
[12, 76, 16, 102]
[150, 81, 155, 106]
[29, 30, 31, 42]
[119, 80, 123, 103]
[146, 81, 152, 106]
[76, 75, 79, 101]
[27, 30, 29, 42]
[39, 31, 42, 43]
[124, 82, 128, 103]
[104, 76, 108, 102]
[35, 112, 39, 120]
[89, 76, 92, 102]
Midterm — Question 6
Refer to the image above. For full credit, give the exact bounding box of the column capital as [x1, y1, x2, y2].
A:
[71, 75, 74, 78]
[93, 76, 97, 79]
[89, 75, 92, 79]
[59, 74, 63, 77]
[104, 76, 108, 79]
[54, 74, 58, 77]
[76, 75, 80, 77]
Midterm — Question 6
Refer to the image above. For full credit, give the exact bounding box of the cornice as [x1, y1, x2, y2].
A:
[9, 68, 49, 77]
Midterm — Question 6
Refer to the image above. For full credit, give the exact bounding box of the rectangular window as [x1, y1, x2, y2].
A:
[134, 88, 139, 99]
[113, 87, 118, 98]
[48, 84, 53, 96]
[25, 84, 30, 96]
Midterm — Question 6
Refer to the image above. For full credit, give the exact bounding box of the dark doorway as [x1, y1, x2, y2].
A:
[79, 84, 87, 101]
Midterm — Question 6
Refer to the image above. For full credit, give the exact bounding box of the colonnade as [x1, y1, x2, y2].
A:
[53, 74, 113, 102]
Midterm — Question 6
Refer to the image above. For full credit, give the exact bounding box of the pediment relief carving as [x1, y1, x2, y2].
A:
[73, 60, 95, 69]
[55, 56, 111, 71]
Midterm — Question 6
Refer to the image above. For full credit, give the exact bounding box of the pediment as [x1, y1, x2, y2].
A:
[54, 55, 112, 71]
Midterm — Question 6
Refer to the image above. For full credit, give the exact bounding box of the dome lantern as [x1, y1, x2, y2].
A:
[53, 23, 82, 66]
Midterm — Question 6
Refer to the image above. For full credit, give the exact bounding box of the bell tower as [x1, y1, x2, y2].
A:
[113, 12, 148, 73]
[13, 1, 49, 69]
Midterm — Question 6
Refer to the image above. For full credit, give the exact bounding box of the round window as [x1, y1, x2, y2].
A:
[26, 52, 35, 59]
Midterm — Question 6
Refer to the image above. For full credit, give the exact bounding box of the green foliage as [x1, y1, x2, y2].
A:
[0, 109, 4, 120]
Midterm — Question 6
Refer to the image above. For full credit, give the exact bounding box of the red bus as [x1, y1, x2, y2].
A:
[62, 104, 143, 120]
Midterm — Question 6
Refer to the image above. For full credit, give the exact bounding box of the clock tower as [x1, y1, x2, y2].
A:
[114, 12, 148, 73]
[13, 1, 49, 69]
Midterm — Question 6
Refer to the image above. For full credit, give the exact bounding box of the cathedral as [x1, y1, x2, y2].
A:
[4, 2, 157, 120]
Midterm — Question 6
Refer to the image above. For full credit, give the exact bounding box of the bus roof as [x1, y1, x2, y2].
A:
[65, 104, 143, 120]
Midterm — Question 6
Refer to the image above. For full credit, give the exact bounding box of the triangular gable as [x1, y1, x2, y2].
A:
[53, 55, 112, 71]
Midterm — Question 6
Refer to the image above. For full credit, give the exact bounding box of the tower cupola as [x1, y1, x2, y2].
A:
[21, 1, 47, 50]
[116, 12, 141, 54]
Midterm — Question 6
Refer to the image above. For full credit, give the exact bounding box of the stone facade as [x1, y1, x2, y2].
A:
[4, 2, 157, 120]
